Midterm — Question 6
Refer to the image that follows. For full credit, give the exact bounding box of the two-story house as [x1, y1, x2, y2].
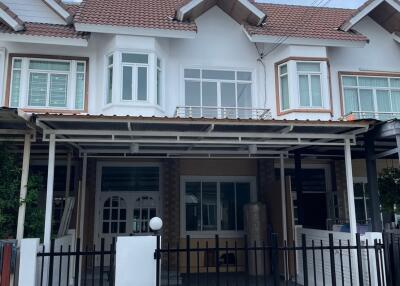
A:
[1, 0, 399, 284]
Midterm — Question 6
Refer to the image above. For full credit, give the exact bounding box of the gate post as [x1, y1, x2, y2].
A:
[115, 236, 159, 286]
[18, 238, 39, 286]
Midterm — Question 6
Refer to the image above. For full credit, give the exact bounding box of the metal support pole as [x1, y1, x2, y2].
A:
[365, 134, 382, 231]
[79, 153, 87, 244]
[44, 133, 56, 247]
[294, 152, 304, 224]
[396, 135, 400, 166]
[280, 154, 288, 280]
[344, 139, 357, 238]
[16, 133, 31, 242]
[65, 151, 72, 198]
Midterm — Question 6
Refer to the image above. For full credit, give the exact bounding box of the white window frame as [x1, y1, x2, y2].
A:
[156, 57, 162, 106]
[9, 57, 86, 110]
[180, 176, 257, 238]
[105, 53, 114, 105]
[353, 177, 371, 224]
[121, 53, 149, 102]
[277, 60, 329, 113]
[341, 74, 400, 116]
[183, 67, 254, 118]
[296, 62, 323, 108]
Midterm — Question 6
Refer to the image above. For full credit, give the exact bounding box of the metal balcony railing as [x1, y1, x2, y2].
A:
[175, 106, 271, 120]
[343, 111, 400, 121]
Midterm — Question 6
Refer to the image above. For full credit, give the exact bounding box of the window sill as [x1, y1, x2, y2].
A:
[278, 108, 332, 116]
[102, 103, 164, 112]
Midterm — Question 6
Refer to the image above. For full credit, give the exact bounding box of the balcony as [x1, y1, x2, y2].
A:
[343, 111, 400, 121]
[175, 106, 271, 120]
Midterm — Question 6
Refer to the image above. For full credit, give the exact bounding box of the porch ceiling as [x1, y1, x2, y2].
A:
[34, 113, 372, 158]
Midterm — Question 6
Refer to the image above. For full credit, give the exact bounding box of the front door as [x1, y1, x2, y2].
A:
[94, 164, 161, 265]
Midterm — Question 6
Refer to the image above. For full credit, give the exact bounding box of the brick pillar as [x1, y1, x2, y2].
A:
[334, 160, 349, 222]
[162, 159, 180, 246]
[257, 159, 275, 204]
[83, 158, 97, 248]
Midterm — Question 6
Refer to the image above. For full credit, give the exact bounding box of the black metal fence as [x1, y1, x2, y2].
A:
[154, 233, 387, 286]
[37, 238, 116, 286]
[384, 231, 400, 286]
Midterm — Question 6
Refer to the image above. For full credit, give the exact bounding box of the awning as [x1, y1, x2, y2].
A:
[34, 113, 371, 159]
[0, 107, 35, 141]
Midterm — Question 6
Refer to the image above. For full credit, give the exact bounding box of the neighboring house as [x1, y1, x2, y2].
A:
[0, 0, 400, 284]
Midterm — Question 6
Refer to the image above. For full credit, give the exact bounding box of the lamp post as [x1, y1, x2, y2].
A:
[150, 217, 163, 286]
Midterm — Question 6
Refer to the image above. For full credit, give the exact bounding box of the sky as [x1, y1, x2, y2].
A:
[256, 0, 368, 8]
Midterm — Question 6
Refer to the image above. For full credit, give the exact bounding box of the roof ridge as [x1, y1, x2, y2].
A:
[255, 2, 357, 12]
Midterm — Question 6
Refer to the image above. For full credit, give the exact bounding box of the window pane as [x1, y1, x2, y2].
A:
[107, 66, 113, 104]
[237, 83, 252, 118]
[237, 72, 251, 81]
[108, 55, 113, 66]
[355, 198, 366, 222]
[10, 69, 21, 107]
[185, 182, 201, 231]
[122, 53, 148, 64]
[311, 75, 322, 107]
[185, 81, 200, 106]
[392, 91, 400, 113]
[299, 75, 310, 106]
[202, 182, 217, 231]
[29, 60, 70, 71]
[202, 82, 218, 117]
[202, 70, 235, 80]
[221, 82, 236, 107]
[236, 183, 250, 230]
[297, 62, 320, 72]
[49, 74, 68, 107]
[280, 75, 289, 110]
[390, 78, 400, 88]
[28, 73, 48, 106]
[184, 69, 200, 78]
[77, 62, 85, 72]
[359, 77, 388, 88]
[220, 183, 235, 231]
[122, 66, 133, 100]
[343, 76, 357, 86]
[13, 59, 22, 69]
[344, 88, 359, 114]
[376, 90, 391, 112]
[137, 67, 147, 100]
[101, 167, 159, 192]
[75, 73, 85, 110]
[279, 64, 287, 75]
[359, 89, 374, 111]
[157, 69, 161, 105]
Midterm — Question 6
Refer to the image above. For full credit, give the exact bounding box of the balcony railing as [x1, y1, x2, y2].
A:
[175, 106, 271, 120]
[343, 111, 400, 121]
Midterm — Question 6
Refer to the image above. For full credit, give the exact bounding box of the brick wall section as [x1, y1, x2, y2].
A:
[83, 158, 97, 247]
[162, 159, 181, 247]
[257, 159, 275, 204]
[334, 160, 349, 221]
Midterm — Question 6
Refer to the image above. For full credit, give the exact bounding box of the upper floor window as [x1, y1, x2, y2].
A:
[122, 53, 148, 102]
[8, 56, 87, 111]
[105, 51, 161, 108]
[341, 74, 400, 120]
[277, 60, 329, 114]
[183, 68, 252, 118]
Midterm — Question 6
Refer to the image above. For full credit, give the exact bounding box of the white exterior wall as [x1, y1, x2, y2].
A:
[0, 9, 399, 120]
[2, 0, 65, 24]
[329, 16, 400, 119]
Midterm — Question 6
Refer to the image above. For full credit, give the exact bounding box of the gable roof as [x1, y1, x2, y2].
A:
[245, 3, 368, 44]
[0, 1, 24, 31]
[176, 0, 266, 26]
[341, 0, 400, 33]
[73, 0, 367, 44]
[41, 0, 73, 24]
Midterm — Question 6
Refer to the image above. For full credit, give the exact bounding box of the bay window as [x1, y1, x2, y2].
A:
[341, 74, 400, 120]
[184, 68, 253, 118]
[183, 177, 254, 235]
[277, 60, 329, 113]
[122, 53, 148, 102]
[9, 56, 87, 111]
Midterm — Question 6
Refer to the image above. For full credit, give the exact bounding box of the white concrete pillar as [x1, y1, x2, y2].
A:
[65, 151, 72, 198]
[344, 139, 357, 238]
[18, 238, 40, 286]
[280, 154, 288, 280]
[78, 153, 87, 243]
[115, 236, 158, 286]
[44, 133, 56, 248]
[16, 133, 31, 241]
